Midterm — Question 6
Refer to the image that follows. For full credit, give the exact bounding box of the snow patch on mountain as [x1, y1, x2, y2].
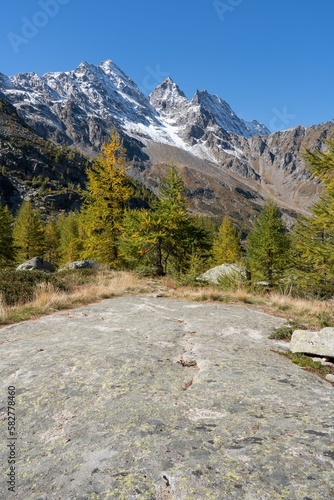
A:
[0, 59, 270, 162]
[194, 90, 270, 138]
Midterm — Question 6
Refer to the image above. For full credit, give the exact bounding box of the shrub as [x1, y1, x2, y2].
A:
[269, 321, 308, 340]
[0, 271, 67, 306]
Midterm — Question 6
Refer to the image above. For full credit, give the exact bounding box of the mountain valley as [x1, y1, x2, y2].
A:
[0, 59, 332, 225]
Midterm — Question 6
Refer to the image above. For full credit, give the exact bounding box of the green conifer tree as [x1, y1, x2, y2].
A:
[57, 212, 84, 265]
[0, 202, 15, 267]
[290, 138, 334, 295]
[44, 219, 60, 265]
[246, 200, 290, 284]
[13, 200, 45, 262]
[120, 166, 211, 275]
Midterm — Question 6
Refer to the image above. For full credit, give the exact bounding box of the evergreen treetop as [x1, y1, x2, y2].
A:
[212, 216, 242, 265]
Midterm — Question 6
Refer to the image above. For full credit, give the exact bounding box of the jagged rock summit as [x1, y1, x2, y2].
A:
[1, 59, 333, 220]
[193, 89, 270, 138]
[0, 59, 270, 157]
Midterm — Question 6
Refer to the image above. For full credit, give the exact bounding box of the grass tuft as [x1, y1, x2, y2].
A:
[281, 352, 334, 380]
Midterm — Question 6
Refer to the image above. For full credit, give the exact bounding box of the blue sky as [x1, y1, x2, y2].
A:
[1, 0, 333, 132]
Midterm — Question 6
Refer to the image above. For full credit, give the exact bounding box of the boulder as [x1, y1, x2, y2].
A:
[197, 263, 245, 285]
[58, 260, 99, 271]
[290, 327, 334, 358]
[16, 257, 55, 273]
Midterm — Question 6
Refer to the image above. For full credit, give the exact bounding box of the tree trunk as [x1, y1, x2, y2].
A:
[155, 238, 164, 276]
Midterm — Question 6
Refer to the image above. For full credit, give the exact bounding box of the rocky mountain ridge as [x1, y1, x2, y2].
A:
[0, 91, 88, 215]
[0, 59, 332, 221]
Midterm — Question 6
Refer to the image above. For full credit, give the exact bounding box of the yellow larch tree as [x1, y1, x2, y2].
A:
[80, 132, 132, 265]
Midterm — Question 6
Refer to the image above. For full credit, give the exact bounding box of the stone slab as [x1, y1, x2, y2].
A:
[0, 297, 333, 499]
[290, 327, 334, 357]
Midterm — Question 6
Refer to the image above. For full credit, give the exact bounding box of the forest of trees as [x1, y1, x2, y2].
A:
[1, 132, 334, 297]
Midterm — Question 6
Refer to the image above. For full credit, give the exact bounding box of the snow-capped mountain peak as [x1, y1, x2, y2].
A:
[0, 59, 270, 161]
[150, 77, 188, 112]
[1, 59, 332, 220]
[193, 89, 270, 138]
[155, 77, 187, 96]
[100, 59, 139, 90]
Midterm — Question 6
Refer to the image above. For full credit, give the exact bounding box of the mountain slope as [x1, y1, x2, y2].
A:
[0, 61, 269, 155]
[0, 59, 332, 221]
[0, 91, 89, 214]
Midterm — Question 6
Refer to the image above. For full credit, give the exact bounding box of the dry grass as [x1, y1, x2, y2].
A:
[0, 297, 8, 322]
[1, 271, 334, 330]
[0, 271, 154, 326]
[161, 284, 262, 305]
[160, 283, 334, 329]
[267, 293, 334, 327]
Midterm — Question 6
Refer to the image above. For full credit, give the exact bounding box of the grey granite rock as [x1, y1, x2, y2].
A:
[0, 297, 333, 498]
[290, 327, 334, 357]
[16, 256, 55, 273]
[197, 263, 245, 285]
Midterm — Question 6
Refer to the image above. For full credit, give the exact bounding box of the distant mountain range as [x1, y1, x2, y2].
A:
[0, 60, 333, 223]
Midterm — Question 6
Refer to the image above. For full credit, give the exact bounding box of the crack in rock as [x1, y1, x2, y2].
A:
[174, 320, 200, 391]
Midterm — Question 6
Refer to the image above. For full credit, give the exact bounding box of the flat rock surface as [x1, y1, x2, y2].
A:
[0, 296, 333, 499]
[290, 328, 334, 358]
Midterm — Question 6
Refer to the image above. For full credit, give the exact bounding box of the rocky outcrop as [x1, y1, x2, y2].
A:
[290, 327, 334, 357]
[0, 92, 88, 214]
[0, 296, 333, 498]
[16, 257, 55, 272]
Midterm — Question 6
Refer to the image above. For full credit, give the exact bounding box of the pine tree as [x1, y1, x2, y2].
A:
[120, 166, 211, 275]
[0, 202, 15, 267]
[290, 212, 334, 295]
[246, 200, 290, 284]
[13, 200, 45, 262]
[151, 166, 189, 274]
[212, 216, 242, 264]
[80, 132, 132, 265]
[303, 138, 334, 189]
